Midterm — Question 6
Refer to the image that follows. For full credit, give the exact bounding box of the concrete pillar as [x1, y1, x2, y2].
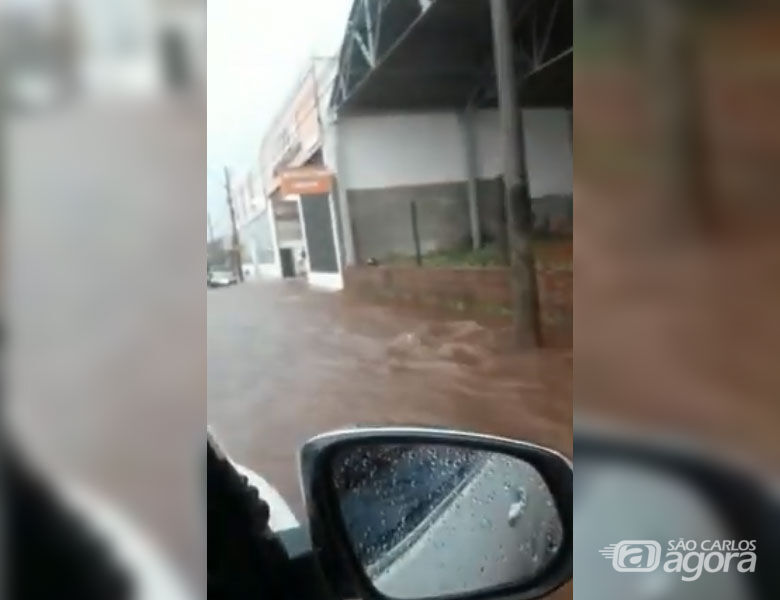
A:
[267, 204, 282, 277]
[321, 119, 357, 266]
[333, 129, 357, 266]
[459, 108, 482, 250]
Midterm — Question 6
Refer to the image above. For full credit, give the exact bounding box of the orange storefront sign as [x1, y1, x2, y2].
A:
[279, 167, 333, 196]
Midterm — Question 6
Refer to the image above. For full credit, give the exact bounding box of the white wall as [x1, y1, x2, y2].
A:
[475, 109, 573, 197]
[336, 108, 572, 197]
[338, 112, 467, 188]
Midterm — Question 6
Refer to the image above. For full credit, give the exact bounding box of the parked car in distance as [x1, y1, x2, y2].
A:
[208, 270, 238, 288]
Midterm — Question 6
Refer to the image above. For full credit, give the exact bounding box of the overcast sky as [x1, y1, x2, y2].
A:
[207, 0, 353, 236]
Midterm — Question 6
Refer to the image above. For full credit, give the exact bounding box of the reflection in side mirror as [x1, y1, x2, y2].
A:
[330, 443, 563, 600]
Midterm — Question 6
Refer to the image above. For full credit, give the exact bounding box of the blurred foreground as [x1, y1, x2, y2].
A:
[576, 2, 780, 598]
[576, 0, 780, 466]
[2, 0, 206, 593]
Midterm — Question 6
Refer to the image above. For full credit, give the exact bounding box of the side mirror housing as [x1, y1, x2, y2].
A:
[300, 427, 572, 600]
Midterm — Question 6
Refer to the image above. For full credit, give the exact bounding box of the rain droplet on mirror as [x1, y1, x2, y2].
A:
[507, 490, 527, 527]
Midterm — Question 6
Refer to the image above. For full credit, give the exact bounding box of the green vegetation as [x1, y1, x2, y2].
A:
[381, 244, 504, 267]
[381, 244, 503, 267]
[423, 244, 506, 267]
[381, 239, 572, 269]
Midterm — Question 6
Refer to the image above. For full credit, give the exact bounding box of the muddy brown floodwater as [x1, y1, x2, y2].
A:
[207, 280, 573, 521]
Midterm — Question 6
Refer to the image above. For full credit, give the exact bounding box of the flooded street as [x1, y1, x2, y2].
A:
[207, 279, 572, 519]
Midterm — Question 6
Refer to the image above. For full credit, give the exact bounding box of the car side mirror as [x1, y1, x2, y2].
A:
[300, 427, 572, 600]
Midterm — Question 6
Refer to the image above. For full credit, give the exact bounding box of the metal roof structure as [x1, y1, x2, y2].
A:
[331, 0, 572, 114]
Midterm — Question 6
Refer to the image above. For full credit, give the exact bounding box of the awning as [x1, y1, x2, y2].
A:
[331, 0, 572, 114]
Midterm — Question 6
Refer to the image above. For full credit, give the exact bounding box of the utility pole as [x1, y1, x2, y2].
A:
[490, 0, 541, 347]
[224, 167, 244, 283]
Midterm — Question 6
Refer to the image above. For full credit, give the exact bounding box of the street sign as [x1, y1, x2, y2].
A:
[280, 166, 333, 197]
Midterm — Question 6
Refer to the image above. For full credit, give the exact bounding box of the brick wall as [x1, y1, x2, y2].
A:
[344, 263, 572, 347]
